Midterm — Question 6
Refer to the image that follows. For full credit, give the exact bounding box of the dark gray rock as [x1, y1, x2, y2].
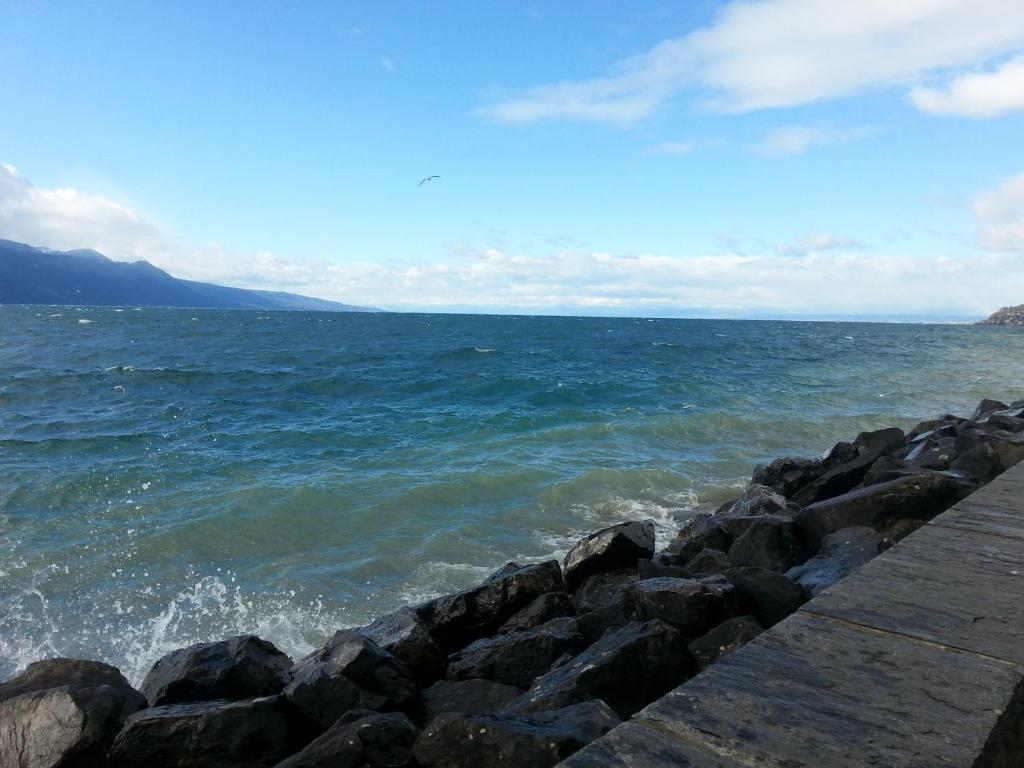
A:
[413, 701, 620, 768]
[724, 567, 806, 628]
[107, 696, 296, 768]
[496, 592, 573, 634]
[853, 427, 906, 455]
[905, 436, 958, 470]
[446, 618, 585, 689]
[860, 456, 931, 486]
[750, 456, 824, 498]
[273, 710, 418, 768]
[785, 526, 883, 596]
[510, 619, 693, 718]
[415, 561, 564, 652]
[907, 416, 963, 440]
[878, 517, 927, 546]
[418, 680, 523, 726]
[637, 553, 691, 580]
[791, 450, 883, 506]
[361, 608, 445, 685]
[632, 577, 733, 637]
[688, 616, 763, 671]
[727, 515, 807, 573]
[664, 513, 732, 561]
[795, 472, 974, 550]
[571, 571, 641, 642]
[977, 413, 1024, 432]
[972, 398, 1009, 419]
[950, 428, 1024, 482]
[0, 659, 145, 768]
[717, 484, 799, 518]
[563, 521, 655, 591]
[141, 635, 292, 706]
[681, 548, 731, 577]
[284, 631, 418, 729]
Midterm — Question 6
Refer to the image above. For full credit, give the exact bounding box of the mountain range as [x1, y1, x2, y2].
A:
[0, 239, 376, 312]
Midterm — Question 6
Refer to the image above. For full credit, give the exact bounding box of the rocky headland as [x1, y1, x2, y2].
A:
[3, 396, 1024, 768]
[980, 305, 1024, 325]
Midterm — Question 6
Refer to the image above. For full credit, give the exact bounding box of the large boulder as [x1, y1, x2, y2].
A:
[107, 696, 297, 768]
[510, 619, 692, 718]
[791, 450, 883, 507]
[141, 635, 293, 706]
[727, 515, 807, 573]
[632, 577, 734, 637]
[413, 701, 620, 768]
[284, 631, 418, 729]
[563, 521, 655, 591]
[723, 567, 806, 628]
[680, 548, 731, 577]
[688, 616, 763, 671]
[664, 514, 732, 562]
[750, 456, 824, 498]
[972, 398, 1009, 419]
[418, 680, 523, 726]
[0, 659, 146, 768]
[949, 428, 1024, 482]
[785, 526, 883, 596]
[496, 592, 573, 634]
[795, 472, 974, 550]
[414, 561, 564, 652]
[853, 427, 905, 455]
[446, 618, 585, 689]
[571, 571, 641, 642]
[273, 710, 418, 768]
[637, 553, 691, 580]
[716, 484, 799, 519]
[361, 608, 445, 685]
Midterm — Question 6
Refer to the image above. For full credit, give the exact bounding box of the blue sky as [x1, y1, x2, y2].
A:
[2, 0, 1024, 317]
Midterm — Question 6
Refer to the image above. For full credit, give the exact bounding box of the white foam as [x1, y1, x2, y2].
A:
[78, 319, 92, 325]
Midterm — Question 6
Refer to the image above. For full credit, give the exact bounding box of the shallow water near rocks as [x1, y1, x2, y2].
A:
[2, 306, 1023, 684]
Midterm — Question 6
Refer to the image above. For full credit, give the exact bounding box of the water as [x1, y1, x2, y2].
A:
[2, 305, 1023, 684]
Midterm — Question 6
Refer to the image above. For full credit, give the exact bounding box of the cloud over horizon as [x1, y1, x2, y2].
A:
[480, 0, 1024, 124]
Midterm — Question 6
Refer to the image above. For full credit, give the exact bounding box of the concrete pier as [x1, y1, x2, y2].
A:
[561, 464, 1024, 767]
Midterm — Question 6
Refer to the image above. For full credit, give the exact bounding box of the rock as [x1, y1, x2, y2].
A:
[820, 440, 859, 467]
[791, 450, 883, 506]
[853, 427, 905, 455]
[413, 701, 620, 768]
[664, 514, 732, 561]
[977, 413, 1024, 432]
[785, 526, 883, 595]
[418, 680, 523, 726]
[724, 567, 806, 628]
[972, 398, 1009, 419]
[0, 659, 145, 768]
[361, 608, 445, 685]
[511, 619, 693, 718]
[108, 696, 297, 768]
[284, 631, 418, 729]
[980, 305, 1024, 325]
[273, 710, 418, 768]
[415, 561, 564, 652]
[680, 548, 731, 576]
[446, 618, 585, 689]
[637, 553, 691, 580]
[496, 592, 573, 634]
[563, 521, 655, 591]
[878, 517, 927, 546]
[950, 428, 1024, 482]
[861, 457, 931, 486]
[632, 577, 733, 637]
[909, 422, 959, 443]
[750, 457, 824, 498]
[717, 484, 799, 518]
[688, 616, 763, 671]
[905, 436, 958, 471]
[795, 472, 974, 550]
[141, 635, 293, 706]
[727, 515, 807, 573]
[571, 571, 641, 642]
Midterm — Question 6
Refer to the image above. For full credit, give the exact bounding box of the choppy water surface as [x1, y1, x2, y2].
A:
[2, 306, 1022, 682]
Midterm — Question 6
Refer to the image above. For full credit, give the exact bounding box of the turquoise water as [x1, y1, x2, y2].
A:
[2, 305, 1023, 683]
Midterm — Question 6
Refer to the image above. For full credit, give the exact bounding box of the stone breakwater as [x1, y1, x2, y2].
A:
[4, 396, 1024, 768]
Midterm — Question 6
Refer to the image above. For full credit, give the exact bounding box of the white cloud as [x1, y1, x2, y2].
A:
[380, 55, 396, 73]
[975, 172, 1024, 251]
[646, 139, 699, 156]
[910, 54, 1024, 117]
[479, 0, 1024, 123]
[775, 232, 865, 256]
[751, 125, 876, 156]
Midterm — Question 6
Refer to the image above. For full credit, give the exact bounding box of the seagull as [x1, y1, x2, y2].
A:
[418, 175, 440, 187]
[112, 384, 125, 395]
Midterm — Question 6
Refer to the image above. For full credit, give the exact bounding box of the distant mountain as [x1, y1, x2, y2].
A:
[980, 305, 1024, 326]
[0, 239, 378, 312]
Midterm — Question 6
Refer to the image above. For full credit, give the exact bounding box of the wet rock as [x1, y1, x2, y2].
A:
[908, 416, 963, 440]
[688, 616, 763, 671]
[681, 548, 731, 577]
[853, 426, 906, 455]
[795, 472, 974, 550]
[446, 618, 585, 689]
[107, 696, 296, 768]
[972, 398, 1009, 419]
[664, 514, 732, 561]
[860, 457, 931, 486]
[785, 526, 883, 596]
[418, 680, 523, 726]
[571, 571, 641, 642]
[878, 517, 927, 546]
[905, 436, 958, 471]
[637, 553, 691, 580]
[563, 521, 655, 591]
[274, 710, 418, 768]
[361, 608, 445, 685]
[141, 635, 293, 706]
[717, 484, 799, 518]
[413, 701, 620, 768]
[511, 619, 693, 718]
[415, 561, 564, 652]
[632, 577, 733, 637]
[724, 567, 806, 628]
[977, 413, 1024, 432]
[284, 631, 418, 729]
[0, 659, 145, 768]
[496, 592, 573, 634]
[750, 456, 824, 498]
[727, 515, 807, 573]
[791, 450, 883, 506]
[950, 428, 1024, 482]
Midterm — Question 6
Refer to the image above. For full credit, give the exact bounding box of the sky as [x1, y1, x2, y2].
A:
[2, 0, 1024, 318]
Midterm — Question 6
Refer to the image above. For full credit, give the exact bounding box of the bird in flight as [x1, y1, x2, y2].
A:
[418, 175, 440, 187]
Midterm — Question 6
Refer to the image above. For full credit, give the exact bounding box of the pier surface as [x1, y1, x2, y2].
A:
[561, 464, 1024, 767]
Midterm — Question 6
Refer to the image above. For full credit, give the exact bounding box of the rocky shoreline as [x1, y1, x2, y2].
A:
[4, 396, 1024, 768]
[980, 304, 1024, 325]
